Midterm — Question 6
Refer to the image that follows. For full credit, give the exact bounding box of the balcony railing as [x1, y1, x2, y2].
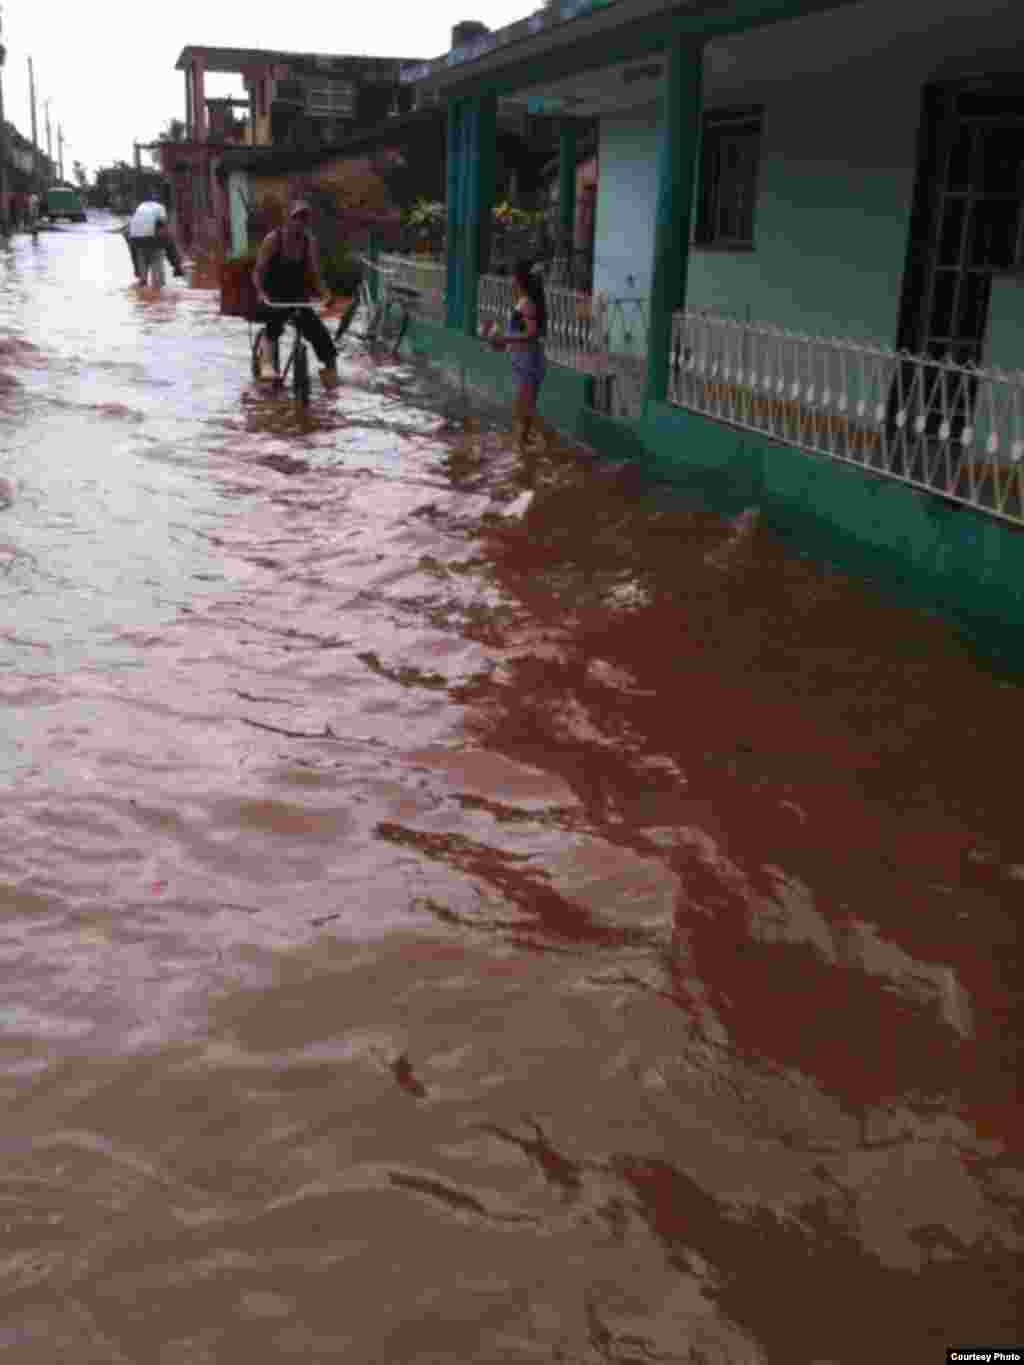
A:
[669, 311, 1024, 525]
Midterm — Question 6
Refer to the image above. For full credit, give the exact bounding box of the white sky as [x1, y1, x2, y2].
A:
[2, 0, 534, 178]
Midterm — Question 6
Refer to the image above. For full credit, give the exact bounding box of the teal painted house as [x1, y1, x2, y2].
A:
[395, 0, 1024, 640]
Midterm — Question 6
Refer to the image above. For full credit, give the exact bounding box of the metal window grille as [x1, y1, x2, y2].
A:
[306, 81, 356, 119]
[696, 108, 762, 250]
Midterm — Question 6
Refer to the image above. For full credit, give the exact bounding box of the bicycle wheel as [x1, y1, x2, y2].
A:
[376, 297, 409, 358]
[293, 338, 311, 405]
[250, 328, 266, 380]
[360, 296, 384, 348]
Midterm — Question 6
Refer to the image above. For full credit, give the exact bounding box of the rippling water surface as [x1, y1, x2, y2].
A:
[0, 219, 1021, 1362]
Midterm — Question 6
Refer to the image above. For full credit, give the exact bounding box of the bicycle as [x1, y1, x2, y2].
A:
[334, 259, 419, 359]
[250, 302, 317, 405]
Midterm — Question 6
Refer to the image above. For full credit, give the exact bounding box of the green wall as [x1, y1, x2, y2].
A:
[588, 0, 1024, 366]
[686, 75, 918, 343]
[689, 1, 1024, 364]
[986, 277, 1024, 370]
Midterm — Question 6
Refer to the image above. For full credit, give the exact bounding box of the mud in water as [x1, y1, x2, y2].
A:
[0, 219, 1021, 1363]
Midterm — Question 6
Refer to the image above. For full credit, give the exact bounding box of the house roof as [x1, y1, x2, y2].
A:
[400, 0, 863, 95]
[175, 44, 423, 75]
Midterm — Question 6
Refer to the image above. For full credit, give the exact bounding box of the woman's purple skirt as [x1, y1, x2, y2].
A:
[510, 342, 546, 388]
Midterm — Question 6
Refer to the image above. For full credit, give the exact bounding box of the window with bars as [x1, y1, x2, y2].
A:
[306, 80, 357, 120]
[695, 106, 763, 250]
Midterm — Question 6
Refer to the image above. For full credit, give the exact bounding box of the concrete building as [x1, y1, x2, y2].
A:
[165, 44, 424, 249]
[393, 0, 1024, 637]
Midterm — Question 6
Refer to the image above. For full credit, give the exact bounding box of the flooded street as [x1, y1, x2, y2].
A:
[1, 218, 1021, 1362]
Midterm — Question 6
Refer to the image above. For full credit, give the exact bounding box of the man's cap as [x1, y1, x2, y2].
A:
[289, 201, 312, 218]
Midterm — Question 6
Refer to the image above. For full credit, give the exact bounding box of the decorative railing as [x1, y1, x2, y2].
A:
[377, 253, 447, 321]
[479, 272, 601, 374]
[668, 311, 1024, 524]
[477, 271, 516, 338]
[590, 295, 649, 419]
[371, 254, 650, 419]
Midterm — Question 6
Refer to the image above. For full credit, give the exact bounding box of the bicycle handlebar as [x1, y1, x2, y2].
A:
[259, 300, 318, 309]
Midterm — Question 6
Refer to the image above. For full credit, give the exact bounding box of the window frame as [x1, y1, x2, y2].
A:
[694, 104, 764, 253]
[306, 79, 357, 121]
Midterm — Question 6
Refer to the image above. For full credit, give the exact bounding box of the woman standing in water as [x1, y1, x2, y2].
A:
[489, 260, 548, 452]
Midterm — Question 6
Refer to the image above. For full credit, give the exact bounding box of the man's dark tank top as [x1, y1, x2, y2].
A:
[263, 229, 310, 301]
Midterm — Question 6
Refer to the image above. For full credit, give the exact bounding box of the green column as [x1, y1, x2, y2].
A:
[462, 94, 497, 336]
[645, 39, 703, 408]
[445, 99, 463, 330]
[456, 102, 474, 327]
[558, 119, 577, 265]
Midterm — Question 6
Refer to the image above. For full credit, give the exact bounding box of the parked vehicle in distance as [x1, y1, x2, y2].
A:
[42, 186, 87, 223]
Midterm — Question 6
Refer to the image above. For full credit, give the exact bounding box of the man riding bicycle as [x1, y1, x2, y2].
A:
[251, 201, 340, 389]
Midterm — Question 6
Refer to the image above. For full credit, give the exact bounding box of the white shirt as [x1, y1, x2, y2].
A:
[128, 201, 167, 238]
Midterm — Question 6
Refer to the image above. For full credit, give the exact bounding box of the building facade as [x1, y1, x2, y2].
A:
[167, 45, 424, 249]
[396, 0, 1024, 640]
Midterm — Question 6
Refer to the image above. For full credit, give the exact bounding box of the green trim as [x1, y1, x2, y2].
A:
[461, 100, 480, 334]
[462, 96, 497, 335]
[645, 39, 702, 406]
[444, 100, 462, 330]
[433, 0, 854, 101]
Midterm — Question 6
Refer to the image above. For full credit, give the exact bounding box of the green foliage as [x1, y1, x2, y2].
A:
[406, 198, 444, 227]
[404, 197, 545, 229]
[93, 160, 164, 211]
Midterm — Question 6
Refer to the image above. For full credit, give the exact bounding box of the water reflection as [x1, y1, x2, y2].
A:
[0, 218, 1020, 1362]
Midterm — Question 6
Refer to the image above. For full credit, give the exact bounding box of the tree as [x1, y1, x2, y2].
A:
[93, 159, 163, 212]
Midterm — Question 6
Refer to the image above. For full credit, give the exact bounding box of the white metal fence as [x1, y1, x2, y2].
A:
[371, 255, 648, 416]
[377, 253, 447, 321]
[478, 272, 600, 372]
[478, 275, 649, 418]
[669, 311, 1024, 524]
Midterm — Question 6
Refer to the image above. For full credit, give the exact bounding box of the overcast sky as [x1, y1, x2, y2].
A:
[2, 0, 533, 178]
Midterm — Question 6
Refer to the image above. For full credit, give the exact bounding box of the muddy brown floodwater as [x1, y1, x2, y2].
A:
[0, 219, 1021, 1363]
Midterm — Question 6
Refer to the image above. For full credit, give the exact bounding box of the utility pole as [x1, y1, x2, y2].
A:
[0, 7, 9, 235]
[44, 99, 53, 183]
[28, 57, 40, 190]
[133, 141, 142, 204]
[57, 124, 64, 183]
